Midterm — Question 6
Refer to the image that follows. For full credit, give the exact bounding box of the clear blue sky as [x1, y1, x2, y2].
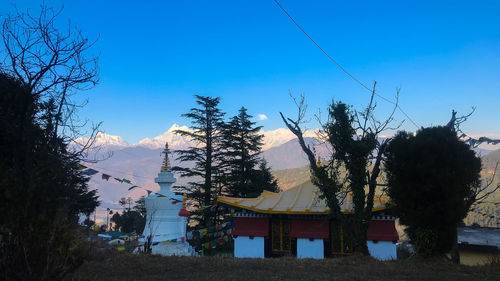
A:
[2, 0, 500, 143]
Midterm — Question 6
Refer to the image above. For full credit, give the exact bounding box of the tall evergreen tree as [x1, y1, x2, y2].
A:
[172, 95, 226, 227]
[223, 107, 279, 197]
[253, 159, 280, 194]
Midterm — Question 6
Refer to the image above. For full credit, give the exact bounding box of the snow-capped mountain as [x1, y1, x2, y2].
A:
[77, 124, 318, 151]
[135, 124, 193, 149]
[78, 131, 129, 147]
[78, 125, 498, 223]
[261, 128, 318, 151]
[72, 132, 129, 154]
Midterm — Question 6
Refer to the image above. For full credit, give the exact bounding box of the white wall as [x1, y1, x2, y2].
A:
[234, 236, 265, 258]
[297, 238, 324, 259]
[367, 241, 397, 260]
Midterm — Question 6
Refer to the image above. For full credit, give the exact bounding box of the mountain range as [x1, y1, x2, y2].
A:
[75, 125, 498, 222]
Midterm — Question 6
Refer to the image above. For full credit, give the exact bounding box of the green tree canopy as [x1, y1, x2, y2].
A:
[384, 126, 481, 256]
[172, 95, 226, 226]
[223, 107, 279, 197]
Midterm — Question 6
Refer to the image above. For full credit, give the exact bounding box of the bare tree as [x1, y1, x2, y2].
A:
[0, 4, 100, 157]
[280, 83, 401, 254]
[446, 110, 500, 207]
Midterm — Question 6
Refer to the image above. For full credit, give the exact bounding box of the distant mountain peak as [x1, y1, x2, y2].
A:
[167, 123, 190, 133]
[73, 131, 128, 148]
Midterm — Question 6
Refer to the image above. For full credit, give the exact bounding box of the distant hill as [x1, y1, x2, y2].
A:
[272, 166, 311, 191]
[262, 137, 331, 170]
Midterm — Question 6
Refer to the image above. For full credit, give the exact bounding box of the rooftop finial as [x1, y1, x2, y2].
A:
[161, 142, 171, 172]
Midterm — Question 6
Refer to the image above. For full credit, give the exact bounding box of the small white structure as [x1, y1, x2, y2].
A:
[234, 236, 265, 258]
[367, 241, 397, 260]
[140, 142, 196, 256]
[297, 238, 324, 259]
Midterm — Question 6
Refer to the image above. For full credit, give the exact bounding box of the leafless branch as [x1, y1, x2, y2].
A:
[1, 4, 99, 149]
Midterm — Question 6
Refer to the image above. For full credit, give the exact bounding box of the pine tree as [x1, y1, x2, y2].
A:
[223, 107, 279, 197]
[172, 95, 226, 227]
[253, 159, 280, 194]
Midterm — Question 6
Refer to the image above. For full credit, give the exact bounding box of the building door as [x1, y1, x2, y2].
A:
[271, 219, 291, 254]
[331, 220, 353, 255]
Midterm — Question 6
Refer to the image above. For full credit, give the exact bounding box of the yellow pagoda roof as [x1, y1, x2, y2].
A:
[217, 181, 390, 215]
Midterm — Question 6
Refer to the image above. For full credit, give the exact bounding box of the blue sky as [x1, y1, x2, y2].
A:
[2, 0, 500, 143]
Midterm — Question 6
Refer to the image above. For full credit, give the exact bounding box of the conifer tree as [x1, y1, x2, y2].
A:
[253, 159, 280, 194]
[223, 107, 278, 197]
[172, 95, 226, 226]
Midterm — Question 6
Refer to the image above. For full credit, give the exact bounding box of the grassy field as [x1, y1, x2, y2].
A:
[68, 252, 500, 281]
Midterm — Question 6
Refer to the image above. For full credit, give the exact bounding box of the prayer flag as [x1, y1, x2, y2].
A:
[82, 168, 99, 176]
[102, 173, 111, 181]
[122, 179, 132, 184]
[171, 200, 182, 204]
[114, 177, 123, 183]
[157, 193, 166, 198]
[146, 190, 152, 195]
[128, 185, 138, 191]
[78, 164, 88, 170]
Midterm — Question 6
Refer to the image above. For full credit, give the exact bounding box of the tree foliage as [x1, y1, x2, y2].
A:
[0, 73, 99, 280]
[111, 197, 146, 234]
[280, 88, 398, 254]
[223, 107, 279, 197]
[172, 95, 226, 226]
[384, 126, 482, 256]
[0, 6, 100, 280]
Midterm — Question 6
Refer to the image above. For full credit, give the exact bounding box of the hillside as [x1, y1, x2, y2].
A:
[272, 165, 310, 190]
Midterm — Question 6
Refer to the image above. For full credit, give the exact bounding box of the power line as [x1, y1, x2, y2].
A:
[272, 0, 420, 129]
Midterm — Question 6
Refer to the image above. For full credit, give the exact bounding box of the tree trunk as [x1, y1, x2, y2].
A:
[450, 227, 460, 264]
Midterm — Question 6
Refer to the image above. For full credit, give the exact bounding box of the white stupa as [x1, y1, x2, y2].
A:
[140, 142, 196, 256]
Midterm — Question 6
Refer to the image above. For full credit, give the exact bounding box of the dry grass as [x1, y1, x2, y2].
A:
[68, 252, 500, 281]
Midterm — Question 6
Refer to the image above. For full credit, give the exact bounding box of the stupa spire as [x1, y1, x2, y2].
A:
[161, 142, 171, 172]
